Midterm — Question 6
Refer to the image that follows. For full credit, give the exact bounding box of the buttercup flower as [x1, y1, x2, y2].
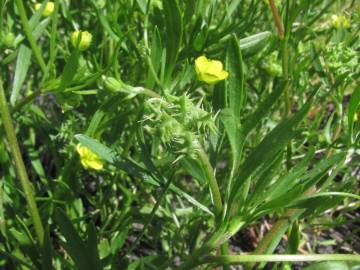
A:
[331, 14, 351, 29]
[76, 144, 103, 170]
[195, 56, 229, 84]
[35, 2, 55, 17]
[71, 30, 92, 51]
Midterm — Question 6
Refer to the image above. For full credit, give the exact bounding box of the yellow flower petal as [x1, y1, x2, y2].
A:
[76, 144, 103, 170]
[206, 60, 223, 75]
[82, 159, 103, 170]
[195, 56, 209, 74]
[218, 70, 229, 80]
[195, 56, 228, 85]
[76, 144, 87, 156]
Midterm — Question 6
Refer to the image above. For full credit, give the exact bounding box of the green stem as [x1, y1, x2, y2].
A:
[15, 0, 47, 73]
[197, 146, 223, 217]
[200, 254, 360, 267]
[0, 78, 44, 246]
[45, 0, 60, 80]
[282, 0, 292, 170]
[220, 242, 230, 270]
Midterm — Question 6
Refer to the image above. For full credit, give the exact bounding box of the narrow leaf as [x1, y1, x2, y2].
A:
[226, 34, 245, 118]
[11, 45, 32, 105]
[228, 89, 318, 212]
[75, 134, 116, 163]
[163, 0, 182, 84]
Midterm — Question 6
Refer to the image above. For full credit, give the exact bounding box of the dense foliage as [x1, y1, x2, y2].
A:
[0, 0, 359, 269]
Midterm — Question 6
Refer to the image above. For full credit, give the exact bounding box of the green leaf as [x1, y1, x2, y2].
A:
[226, 34, 245, 118]
[242, 81, 285, 136]
[290, 192, 360, 208]
[228, 89, 318, 214]
[54, 208, 95, 270]
[146, 27, 162, 88]
[254, 153, 346, 215]
[264, 149, 315, 202]
[110, 229, 129, 254]
[75, 134, 116, 163]
[58, 49, 80, 92]
[239, 31, 272, 55]
[11, 16, 51, 105]
[92, 1, 120, 41]
[86, 223, 102, 270]
[247, 152, 283, 207]
[303, 261, 355, 270]
[220, 108, 244, 176]
[41, 226, 53, 270]
[163, 0, 183, 84]
[11, 45, 32, 105]
[287, 222, 300, 254]
[181, 157, 207, 184]
[226, 0, 242, 17]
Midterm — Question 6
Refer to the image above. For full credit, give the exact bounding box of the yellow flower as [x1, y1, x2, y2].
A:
[195, 56, 229, 84]
[76, 144, 103, 170]
[35, 2, 55, 17]
[71, 31, 92, 51]
[331, 14, 351, 29]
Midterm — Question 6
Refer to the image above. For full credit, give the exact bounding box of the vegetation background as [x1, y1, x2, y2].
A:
[0, 0, 359, 269]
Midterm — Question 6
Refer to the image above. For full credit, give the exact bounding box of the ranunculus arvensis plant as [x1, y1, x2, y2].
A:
[0, 0, 359, 269]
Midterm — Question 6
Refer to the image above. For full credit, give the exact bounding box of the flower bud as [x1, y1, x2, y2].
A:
[103, 77, 127, 92]
[103, 76, 145, 97]
[35, 2, 55, 17]
[71, 30, 92, 51]
[331, 14, 351, 29]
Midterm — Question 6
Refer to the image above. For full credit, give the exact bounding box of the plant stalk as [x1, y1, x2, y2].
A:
[0, 78, 44, 246]
[268, 0, 284, 39]
[197, 146, 223, 217]
[200, 254, 360, 267]
[15, 0, 47, 73]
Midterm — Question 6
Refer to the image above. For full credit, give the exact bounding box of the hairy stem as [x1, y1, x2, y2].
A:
[0, 78, 44, 246]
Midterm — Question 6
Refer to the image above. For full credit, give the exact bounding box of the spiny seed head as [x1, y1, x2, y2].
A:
[143, 94, 215, 158]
